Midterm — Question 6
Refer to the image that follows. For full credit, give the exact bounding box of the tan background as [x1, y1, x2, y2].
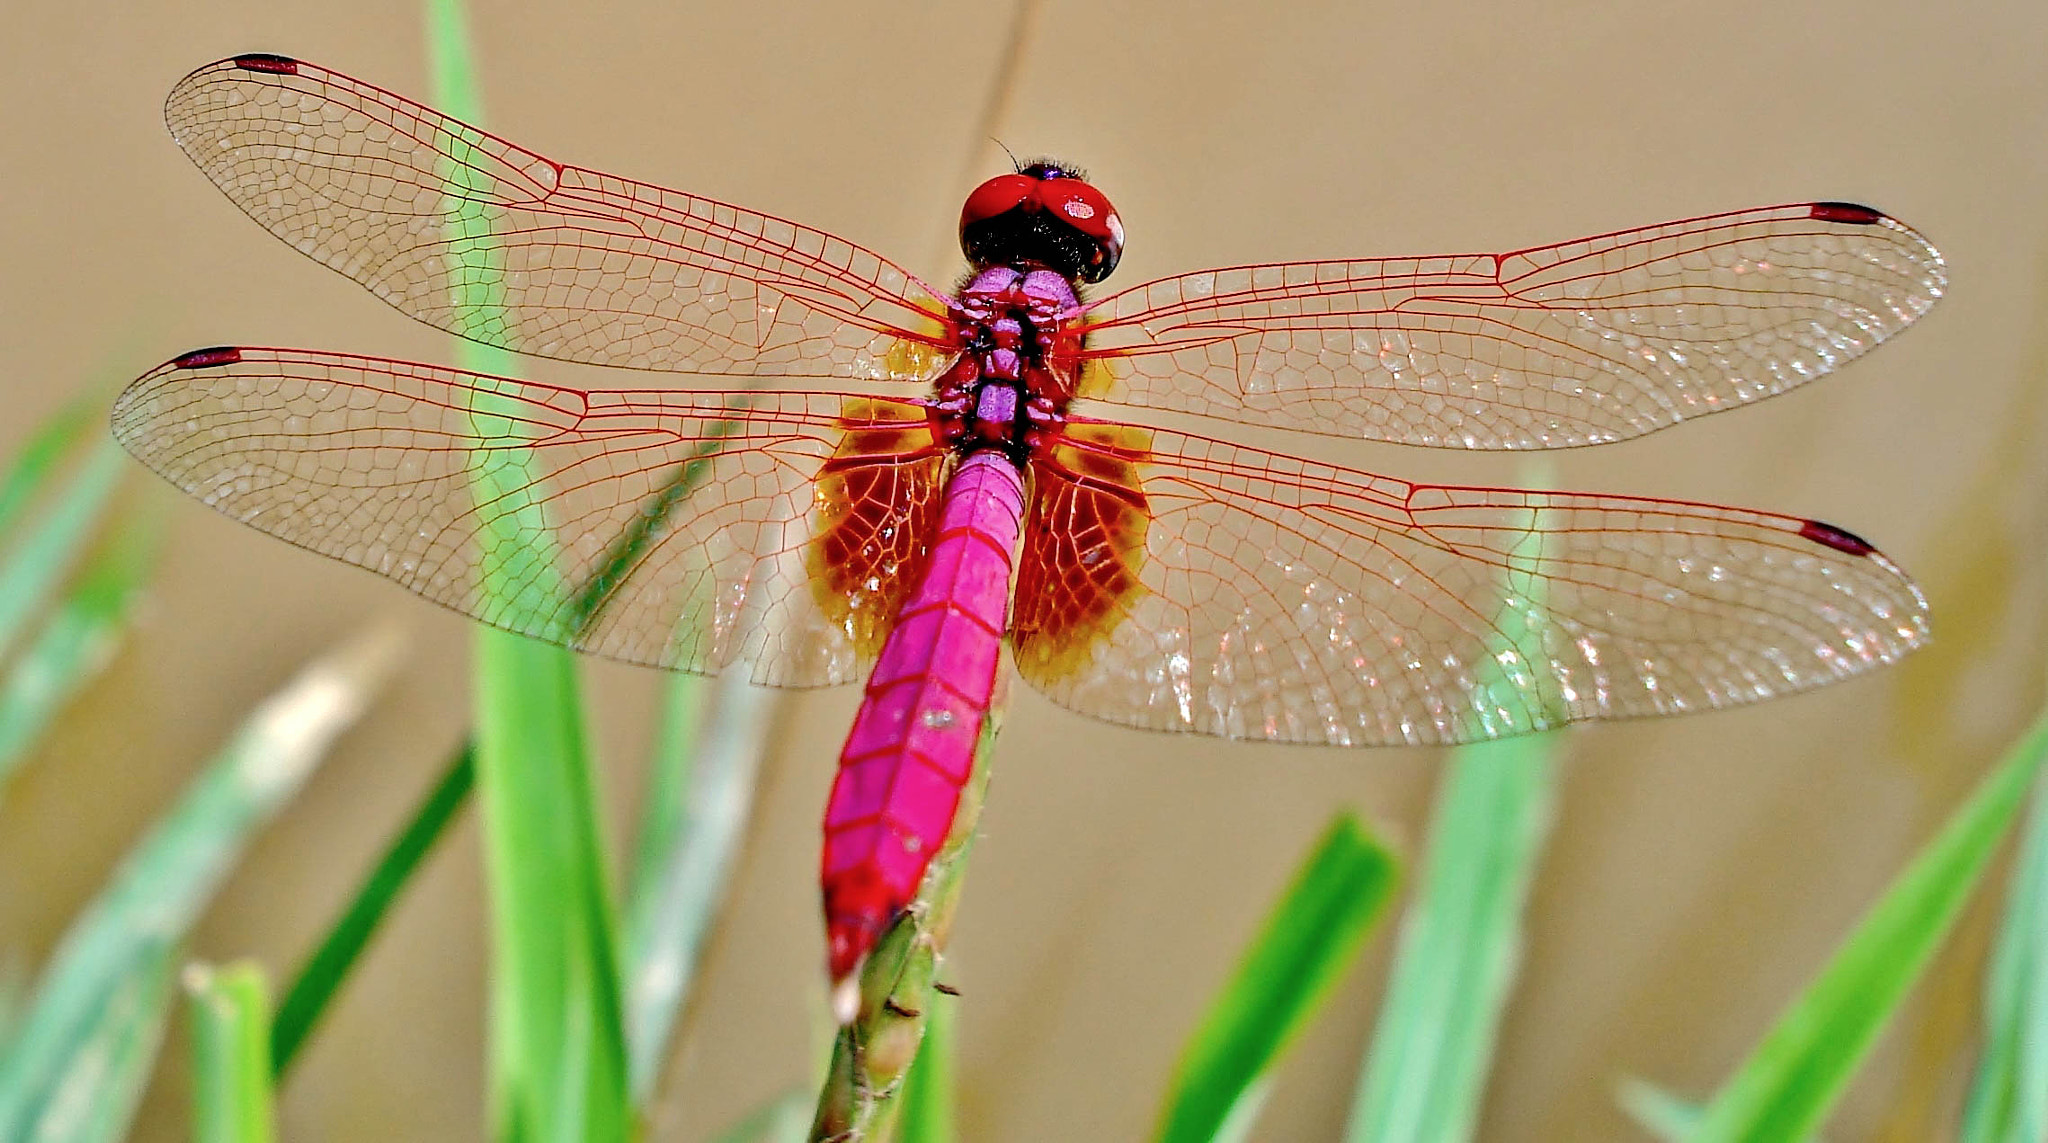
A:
[3, 1, 2045, 1139]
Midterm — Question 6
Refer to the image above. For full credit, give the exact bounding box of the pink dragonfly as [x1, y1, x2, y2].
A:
[115, 54, 1942, 1002]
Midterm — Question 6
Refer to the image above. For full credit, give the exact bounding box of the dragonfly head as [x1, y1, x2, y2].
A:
[960, 160, 1123, 284]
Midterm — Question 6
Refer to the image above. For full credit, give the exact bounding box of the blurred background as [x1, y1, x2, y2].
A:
[2, 1, 2045, 1138]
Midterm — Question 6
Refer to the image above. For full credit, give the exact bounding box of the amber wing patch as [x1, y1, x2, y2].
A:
[809, 398, 948, 658]
[1011, 422, 1151, 680]
[882, 312, 958, 383]
[1050, 308, 1116, 403]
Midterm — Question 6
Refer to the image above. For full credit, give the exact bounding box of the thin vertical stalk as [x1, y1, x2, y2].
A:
[624, 673, 777, 1103]
[1962, 766, 2048, 1142]
[186, 961, 276, 1143]
[423, 3, 630, 1138]
[1348, 461, 1562, 1143]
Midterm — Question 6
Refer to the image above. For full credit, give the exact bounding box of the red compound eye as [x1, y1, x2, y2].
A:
[1036, 178, 1122, 257]
[959, 166, 1125, 283]
[960, 174, 1038, 234]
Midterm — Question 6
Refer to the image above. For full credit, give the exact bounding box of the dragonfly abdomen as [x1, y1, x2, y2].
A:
[821, 449, 1025, 1005]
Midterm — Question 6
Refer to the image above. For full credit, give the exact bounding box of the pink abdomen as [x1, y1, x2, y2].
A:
[821, 449, 1026, 986]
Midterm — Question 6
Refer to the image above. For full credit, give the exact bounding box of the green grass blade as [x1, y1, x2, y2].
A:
[1962, 726, 2048, 1143]
[471, 634, 628, 1143]
[0, 627, 401, 1139]
[0, 961, 20, 1047]
[628, 674, 702, 925]
[894, 985, 956, 1143]
[1616, 1079, 1825, 1143]
[1691, 709, 2048, 1142]
[1347, 466, 1561, 1143]
[624, 673, 775, 1104]
[423, 4, 630, 1137]
[0, 434, 125, 662]
[0, 391, 99, 542]
[1617, 1077, 1706, 1141]
[271, 741, 475, 1076]
[186, 961, 276, 1143]
[1618, 1078, 1839, 1143]
[1345, 734, 1558, 1142]
[1154, 813, 1401, 1143]
[0, 501, 162, 797]
[9, 937, 176, 1143]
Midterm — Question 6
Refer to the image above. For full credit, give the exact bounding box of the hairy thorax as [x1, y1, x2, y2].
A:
[929, 266, 1086, 463]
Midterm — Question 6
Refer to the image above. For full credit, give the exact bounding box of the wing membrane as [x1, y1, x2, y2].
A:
[1013, 420, 1929, 745]
[1077, 204, 1943, 447]
[113, 346, 945, 684]
[164, 55, 957, 380]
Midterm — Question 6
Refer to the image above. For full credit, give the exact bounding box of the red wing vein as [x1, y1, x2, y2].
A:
[165, 55, 958, 380]
[1073, 204, 1943, 448]
[1015, 424, 1929, 745]
[113, 346, 926, 686]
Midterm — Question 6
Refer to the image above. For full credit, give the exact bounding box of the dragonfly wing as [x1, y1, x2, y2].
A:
[1075, 204, 1943, 447]
[164, 55, 958, 380]
[113, 347, 952, 685]
[1010, 421, 1928, 745]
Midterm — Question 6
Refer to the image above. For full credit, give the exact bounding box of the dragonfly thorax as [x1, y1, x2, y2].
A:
[930, 266, 1080, 462]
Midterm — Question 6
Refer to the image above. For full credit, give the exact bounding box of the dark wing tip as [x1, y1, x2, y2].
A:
[171, 346, 244, 369]
[230, 53, 300, 75]
[1809, 202, 1888, 225]
[1798, 518, 1877, 557]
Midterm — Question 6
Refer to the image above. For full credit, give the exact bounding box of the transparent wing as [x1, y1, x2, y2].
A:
[112, 346, 950, 685]
[1011, 419, 1928, 745]
[164, 55, 958, 379]
[1075, 203, 1943, 447]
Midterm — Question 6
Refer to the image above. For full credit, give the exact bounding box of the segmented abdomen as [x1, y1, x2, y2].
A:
[821, 449, 1025, 984]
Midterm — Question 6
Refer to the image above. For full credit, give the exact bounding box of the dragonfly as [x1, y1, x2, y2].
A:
[114, 54, 1943, 1004]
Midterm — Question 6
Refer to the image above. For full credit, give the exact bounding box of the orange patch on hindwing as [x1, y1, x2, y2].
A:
[809, 398, 947, 657]
[1052, 308, 1116, 402]
[882, 313, 956, 382]
[1012, 422, 1151, 680]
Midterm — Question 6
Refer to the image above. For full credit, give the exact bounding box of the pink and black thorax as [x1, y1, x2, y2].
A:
[928, 162, 1125, 465]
